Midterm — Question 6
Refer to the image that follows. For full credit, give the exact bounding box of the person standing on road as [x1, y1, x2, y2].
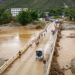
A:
[51, 23, 56, 35]
[18, 51, 21, 58]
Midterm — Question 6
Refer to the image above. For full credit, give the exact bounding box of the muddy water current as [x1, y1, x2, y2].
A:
[0, 26, 40, 63]
[58, 30, 75, 75]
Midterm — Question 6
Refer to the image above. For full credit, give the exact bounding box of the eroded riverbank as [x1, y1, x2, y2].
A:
[50, 21, 75, 75]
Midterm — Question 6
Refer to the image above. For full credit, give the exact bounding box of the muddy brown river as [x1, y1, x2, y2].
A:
[0, 26, 40, 60]
[58, 22, 75, 75]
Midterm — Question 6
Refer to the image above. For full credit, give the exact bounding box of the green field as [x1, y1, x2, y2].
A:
[0, 0, 75, 10]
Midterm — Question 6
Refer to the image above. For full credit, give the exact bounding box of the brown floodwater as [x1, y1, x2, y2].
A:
[0, 26, 40, 60]
[58, 30, 75, 75]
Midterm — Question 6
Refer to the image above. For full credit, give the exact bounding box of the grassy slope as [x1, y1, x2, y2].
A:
[0, 0, 75, 10]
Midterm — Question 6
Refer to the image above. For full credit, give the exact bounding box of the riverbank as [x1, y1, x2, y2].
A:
[57, 21, 75, 75]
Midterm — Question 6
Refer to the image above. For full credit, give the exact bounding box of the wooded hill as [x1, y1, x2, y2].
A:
[0, 0, 75, 10]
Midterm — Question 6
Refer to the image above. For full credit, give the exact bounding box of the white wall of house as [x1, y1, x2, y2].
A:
[11, 8, 28, 16]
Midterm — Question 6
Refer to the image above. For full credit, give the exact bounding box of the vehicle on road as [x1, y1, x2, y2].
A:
[36, 48, 44, 60]
[36, 44, 50, 61]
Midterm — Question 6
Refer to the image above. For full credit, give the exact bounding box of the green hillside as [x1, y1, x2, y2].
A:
[0, 0, 75, 10]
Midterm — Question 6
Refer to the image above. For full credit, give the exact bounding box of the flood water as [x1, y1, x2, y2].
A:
[0, 26, 40, 60]
[58, 30, 75, 75]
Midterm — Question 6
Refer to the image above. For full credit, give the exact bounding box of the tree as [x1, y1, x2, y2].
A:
[17, 10, 32, 25]
[64, 8, 75, 20]
[30, 10, 38, 20]
[17, 10, 39, 25]
[69, 8, 75, 20]
[0, 9, 12, 24]
[49, 8, 63, 16]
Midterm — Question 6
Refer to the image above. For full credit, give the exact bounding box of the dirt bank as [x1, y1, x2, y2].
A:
[49, 22, 64, 75]
[49, 42, 64, 75]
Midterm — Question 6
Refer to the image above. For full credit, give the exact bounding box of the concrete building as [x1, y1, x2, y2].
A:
[11, 8, 28, 16]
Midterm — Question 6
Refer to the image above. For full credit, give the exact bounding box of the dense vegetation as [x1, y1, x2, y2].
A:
[0, 8, 12, 24]
[48, 8, 75, 20]
[17, 10, 38, 25]
[64, 8, 75, 20]
[0, 0, 75, 10]
[0, 8, 75, 25]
